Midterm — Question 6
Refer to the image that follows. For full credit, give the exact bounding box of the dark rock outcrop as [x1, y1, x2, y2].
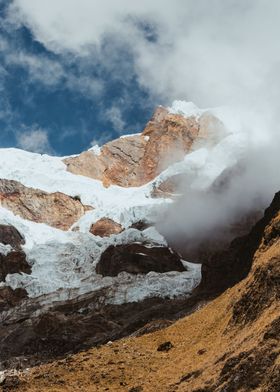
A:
[0, 225, 30, 282]
[0, 225, 24, 249]
[0, 225, 30, 312]
[96, 243, 186, 276]
[0, 287, 28, 312]
[0, 292, 206, 370]
[0, 250, 31, 282]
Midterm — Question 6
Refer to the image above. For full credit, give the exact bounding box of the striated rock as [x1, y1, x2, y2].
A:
[96, 243, 186, 276]
[90, 218, 123, 237]
[0, 179, 92, 230]
[64, 107, 223, 187]
[0, 293, 205, 369]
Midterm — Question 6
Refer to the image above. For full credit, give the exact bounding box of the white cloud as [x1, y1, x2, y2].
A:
[6, 51, 65, 86]
[16, 128, 53, 154]
[66, 74, 104, 99]
[104, 106, 125, 132]
[8, 0, 165, 53]
[0, 46, 104, 99]
[6, 1, 280, 110]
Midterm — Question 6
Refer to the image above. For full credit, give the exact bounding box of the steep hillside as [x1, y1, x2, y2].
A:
[9, 192, 279, 392]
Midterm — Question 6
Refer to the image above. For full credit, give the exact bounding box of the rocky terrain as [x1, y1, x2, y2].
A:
[0, 101, 278, 391]
[64, 106, 224, 188]
[5, 190, 278, 392]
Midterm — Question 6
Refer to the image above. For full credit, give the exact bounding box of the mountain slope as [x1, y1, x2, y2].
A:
[12, 192, 279, 392]
[0, 101, 279, 390]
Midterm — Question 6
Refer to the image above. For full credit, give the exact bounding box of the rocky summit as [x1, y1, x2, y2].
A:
[0, 102, 279, 392]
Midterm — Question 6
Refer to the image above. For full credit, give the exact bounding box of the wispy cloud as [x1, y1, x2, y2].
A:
[6, 0, 280, 110]
[16, 127, 54, 154]
[6, 51, 65, 86]
[90, 130, 113, 148]
[104, 105, 125, 133]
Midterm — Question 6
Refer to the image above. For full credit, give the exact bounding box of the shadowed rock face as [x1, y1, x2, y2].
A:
[0, 287, 28, 312]
[0, 224, 24, 249]
[64, 107, 223, 187]
[0, 224, 31, 282]
[0, 225, 30, 312]
[0, 179, 92, 230]
[0, 250, 31, 282]
[90, 218, 123, 237]
[96, 243, 186, 276]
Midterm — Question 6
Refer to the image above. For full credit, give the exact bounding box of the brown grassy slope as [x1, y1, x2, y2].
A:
[12, 198, 280, 392]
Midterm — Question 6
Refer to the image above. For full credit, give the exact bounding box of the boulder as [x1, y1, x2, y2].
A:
[0, 225, 25, 249]
[90, 218, 123, 237]
[96, 243, 186, 276]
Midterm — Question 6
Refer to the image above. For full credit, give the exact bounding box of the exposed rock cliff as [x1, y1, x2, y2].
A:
[64, 107, 223, 187]
[89, 218, 123, 237]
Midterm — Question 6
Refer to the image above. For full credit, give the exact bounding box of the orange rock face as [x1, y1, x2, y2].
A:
[90, 218, 123, 237]
[64, 107, 223, 187]
[0, 179, 92, 230]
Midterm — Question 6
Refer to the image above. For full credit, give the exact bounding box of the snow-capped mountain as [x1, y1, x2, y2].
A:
[0, 101, 261, 368]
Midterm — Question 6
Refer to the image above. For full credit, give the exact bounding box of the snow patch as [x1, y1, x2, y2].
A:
[169, 100, 208, 118]
[120, 133, 141, 139]
[88, 144, 101, 155]
[0, 243, 12, 256]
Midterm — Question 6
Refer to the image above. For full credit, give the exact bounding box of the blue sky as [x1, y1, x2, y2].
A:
[0, 1, 158, 156]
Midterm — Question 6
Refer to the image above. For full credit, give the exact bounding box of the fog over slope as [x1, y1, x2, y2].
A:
[8, 0, 280, 246]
